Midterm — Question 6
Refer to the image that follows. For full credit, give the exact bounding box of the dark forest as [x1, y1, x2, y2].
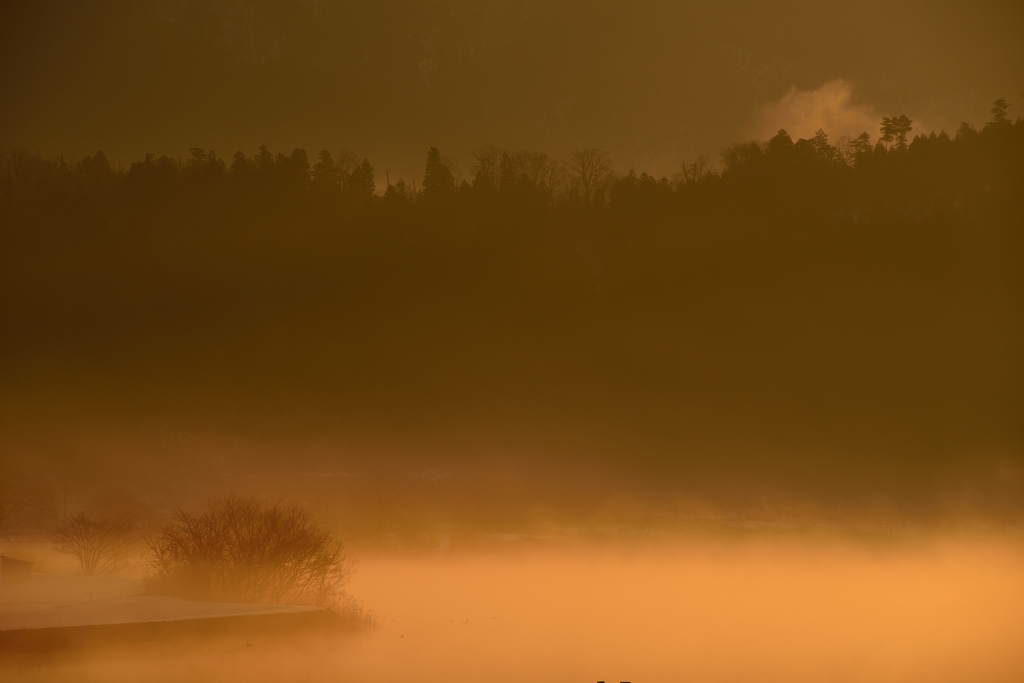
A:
[3, 103, 1021, 517]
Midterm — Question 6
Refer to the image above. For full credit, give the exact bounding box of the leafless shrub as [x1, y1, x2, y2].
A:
[52, 513, 136, 576]
[146, 494, 356, 606]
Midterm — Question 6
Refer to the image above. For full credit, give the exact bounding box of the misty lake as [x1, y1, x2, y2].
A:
[7, 538, 1022, 683]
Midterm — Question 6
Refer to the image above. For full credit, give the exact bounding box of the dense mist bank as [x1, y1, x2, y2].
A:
[4, 543, 1024, 683]
[2, 112, 1022, 516]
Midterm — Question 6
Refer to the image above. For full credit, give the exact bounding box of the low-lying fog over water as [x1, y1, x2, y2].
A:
[348, 541, 1024, 683]
[5, 539, 1023, 683]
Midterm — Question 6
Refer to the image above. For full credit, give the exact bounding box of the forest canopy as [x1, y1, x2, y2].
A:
[1, 103, 1021, 509]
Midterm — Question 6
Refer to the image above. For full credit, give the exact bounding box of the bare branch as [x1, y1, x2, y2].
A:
[147, 494, 355, 606]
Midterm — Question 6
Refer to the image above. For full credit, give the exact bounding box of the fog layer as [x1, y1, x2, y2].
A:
[5, 541, 1024, 683]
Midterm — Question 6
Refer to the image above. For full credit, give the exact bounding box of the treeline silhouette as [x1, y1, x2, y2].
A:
[1, 100, 1022, 508]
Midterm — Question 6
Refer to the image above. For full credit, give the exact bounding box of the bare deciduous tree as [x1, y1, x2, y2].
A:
[473, 147, 562, 195]
[472, 145, 503, 188]
[515, 151, 562, 190]
[675, 154, 717, 187]
[147, 494, 355, 606]
[564, 148, 611, 207]
[53, 513, 136, 576]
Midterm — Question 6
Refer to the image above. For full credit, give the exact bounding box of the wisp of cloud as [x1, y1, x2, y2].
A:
[755, 79, 879, 141]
